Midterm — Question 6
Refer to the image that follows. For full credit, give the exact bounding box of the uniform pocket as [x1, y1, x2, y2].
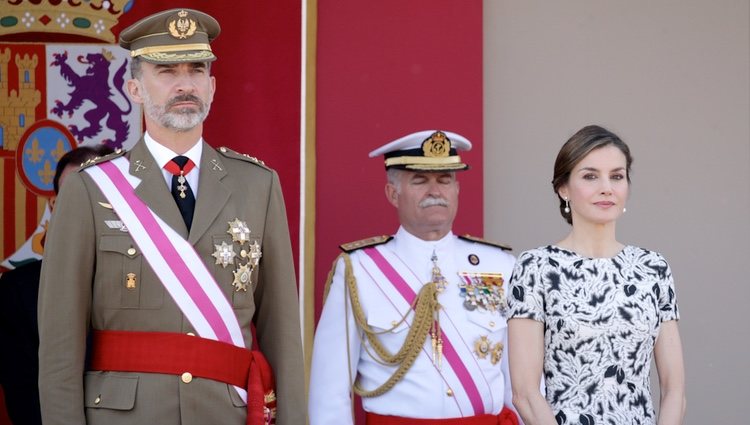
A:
[466, 309, 507, 334]
[366, 307, 410, 334]
[84, 371, 138, 410]
[98, 235, 163, 309]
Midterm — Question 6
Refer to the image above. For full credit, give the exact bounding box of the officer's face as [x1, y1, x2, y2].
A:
[128, 61, 216, 132]
[386, 170, 459, 241]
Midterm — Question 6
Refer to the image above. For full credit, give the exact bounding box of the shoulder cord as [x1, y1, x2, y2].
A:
[332, 253, 439, 398]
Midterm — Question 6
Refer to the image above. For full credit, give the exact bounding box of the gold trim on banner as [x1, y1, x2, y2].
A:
[302, 1, 318, 422]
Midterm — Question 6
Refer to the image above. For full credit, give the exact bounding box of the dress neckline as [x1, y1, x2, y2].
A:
[548, 244, 629, 261]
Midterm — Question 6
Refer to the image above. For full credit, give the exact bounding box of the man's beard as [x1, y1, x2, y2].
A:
[143, 90, 211, 132]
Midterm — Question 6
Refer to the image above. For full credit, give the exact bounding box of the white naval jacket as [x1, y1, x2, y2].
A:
[309, 227, 518, 424]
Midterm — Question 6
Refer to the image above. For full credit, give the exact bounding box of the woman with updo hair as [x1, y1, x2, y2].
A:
[507, 125, 686, 424]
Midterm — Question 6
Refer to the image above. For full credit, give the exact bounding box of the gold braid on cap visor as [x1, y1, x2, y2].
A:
[130, 43, 212, 58]
[384, 155, 463, 167]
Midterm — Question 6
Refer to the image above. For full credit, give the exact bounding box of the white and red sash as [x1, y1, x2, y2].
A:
[360, 245, 490, 416]
[85, 156, 248, 401]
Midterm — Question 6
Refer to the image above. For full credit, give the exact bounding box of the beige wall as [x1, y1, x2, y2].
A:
[483, 1, 749, 423]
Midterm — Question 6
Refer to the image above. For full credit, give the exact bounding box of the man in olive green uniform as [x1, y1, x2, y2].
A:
[37, 8, 305, 425]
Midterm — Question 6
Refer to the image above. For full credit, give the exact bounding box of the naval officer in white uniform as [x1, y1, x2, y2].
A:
[309, 130, 522, 425]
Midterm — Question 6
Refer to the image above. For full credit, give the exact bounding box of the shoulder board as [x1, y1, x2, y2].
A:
[339, 235, 393, 253]
[217, 146, 270, 170]
[458, 234, 512, 251]
[78, 148, 127, 170]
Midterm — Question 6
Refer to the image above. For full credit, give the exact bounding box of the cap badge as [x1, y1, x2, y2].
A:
[168, 10, 198, 40]
[422, 131, 450, 158]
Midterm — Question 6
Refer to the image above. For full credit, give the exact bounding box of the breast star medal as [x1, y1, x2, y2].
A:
[232, 263, 252, 292]
[240, 240, 263, 268]
[212, 241, 237, 267]
[226, 218, 262, 292]
[227, 219, 251, 244]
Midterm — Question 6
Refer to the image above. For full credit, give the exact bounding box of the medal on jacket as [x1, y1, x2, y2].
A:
[227, 219, 262, 292]
[458, 272, 507, 313]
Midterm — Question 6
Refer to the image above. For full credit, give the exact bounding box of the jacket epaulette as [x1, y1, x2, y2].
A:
[217, 146, 270, 170]
[339, 235, 393, 253]
[78, 148, 126, 170]
[458, 234, 512, 251]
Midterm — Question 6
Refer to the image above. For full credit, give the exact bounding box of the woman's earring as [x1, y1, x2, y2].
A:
[623, 207, 627, 213]
[564, 198, 570, 214]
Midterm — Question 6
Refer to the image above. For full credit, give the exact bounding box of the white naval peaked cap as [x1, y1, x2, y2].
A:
[368, 130, 472, 171]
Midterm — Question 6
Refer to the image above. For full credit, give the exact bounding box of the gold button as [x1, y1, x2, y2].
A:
[187, 332, 195, 336]
[94, 395, 101, 405]
[127, 248, 136, 256]
[489, 321, 496, 328]
[181, 372, 193, 383]
[391, 321, 398, 327]
[446, 389, 454, 397]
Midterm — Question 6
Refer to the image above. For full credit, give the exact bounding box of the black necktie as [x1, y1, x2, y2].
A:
[168, 155, 196, 231]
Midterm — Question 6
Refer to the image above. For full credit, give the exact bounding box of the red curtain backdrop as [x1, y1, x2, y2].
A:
[314, 0, 484, 320]
[116, 1, 302, 263]
[314, 3, 483, 421]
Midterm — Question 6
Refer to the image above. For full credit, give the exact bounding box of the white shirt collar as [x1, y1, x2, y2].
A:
[393, 226, 455, 257]
[144, 131, 203, 170]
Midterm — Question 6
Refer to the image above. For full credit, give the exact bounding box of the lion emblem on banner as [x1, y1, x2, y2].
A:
[50, 49, 132, 149]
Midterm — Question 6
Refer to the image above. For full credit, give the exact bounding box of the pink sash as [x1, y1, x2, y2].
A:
[362, 246, 485, 415]
[85, 156, 248, 401]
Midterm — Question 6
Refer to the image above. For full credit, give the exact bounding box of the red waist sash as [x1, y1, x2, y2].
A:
[366, 406, 518, 425]
[89, 330, 275, 425]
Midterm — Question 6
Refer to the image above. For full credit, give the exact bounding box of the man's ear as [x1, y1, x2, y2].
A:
[385, 183, 399, 208]
[126, 79, 144, 104]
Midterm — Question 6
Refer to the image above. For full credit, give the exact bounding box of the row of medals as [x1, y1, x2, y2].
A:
[458, 271, 507, 365]
[430, 254, 507, 366]
[212, 218, 262, 291]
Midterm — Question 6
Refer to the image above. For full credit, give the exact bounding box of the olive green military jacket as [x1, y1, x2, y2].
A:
[38, 140, 306, 425]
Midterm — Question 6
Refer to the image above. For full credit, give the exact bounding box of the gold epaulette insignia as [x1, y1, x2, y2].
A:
[79, 148, 126, 170]
[339, 235, 393, 253]
[218, 146, 268, 168]
[458, 234, 512, 251]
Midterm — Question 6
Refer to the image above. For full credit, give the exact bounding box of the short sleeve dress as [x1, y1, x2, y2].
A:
[507, 245, 679, 425]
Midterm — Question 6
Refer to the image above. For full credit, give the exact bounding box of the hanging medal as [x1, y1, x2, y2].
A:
[457, 272, 507, 313]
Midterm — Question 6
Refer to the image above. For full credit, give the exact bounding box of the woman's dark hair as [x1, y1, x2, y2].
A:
[551, 125, 633, 224]
[53, 145, 116, 194]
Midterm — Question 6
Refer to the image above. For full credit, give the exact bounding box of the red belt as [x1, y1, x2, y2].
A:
[89, 330, 275, 425]
[366, 406, 519, 425]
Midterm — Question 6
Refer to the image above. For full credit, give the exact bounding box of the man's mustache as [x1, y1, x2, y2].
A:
[167, 94, 203, 109]
[419, 197, 449, 208]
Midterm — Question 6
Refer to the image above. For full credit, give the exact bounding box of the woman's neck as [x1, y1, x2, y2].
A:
[556, 221, 623, 258]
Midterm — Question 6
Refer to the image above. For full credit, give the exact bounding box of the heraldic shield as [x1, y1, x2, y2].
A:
[0, 0, 142, 270]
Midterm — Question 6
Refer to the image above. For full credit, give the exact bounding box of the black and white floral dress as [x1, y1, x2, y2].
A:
[507, 245, 679, 425]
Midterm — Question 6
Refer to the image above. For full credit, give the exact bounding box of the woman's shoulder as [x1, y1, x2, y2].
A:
[622, 245, 670, 263]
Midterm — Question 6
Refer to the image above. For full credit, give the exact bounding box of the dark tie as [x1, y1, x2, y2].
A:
[166, 155, 196, 231]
